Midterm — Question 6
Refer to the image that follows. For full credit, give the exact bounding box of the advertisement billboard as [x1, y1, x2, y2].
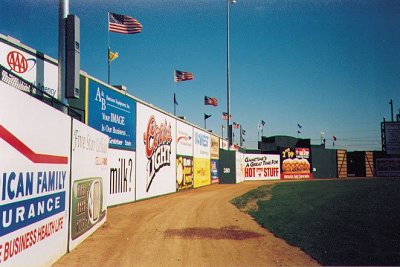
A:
[87, 78, 136, 151]
[193, 158, 211, 188]
[0, 36, 59, 98]
[280, 147, 312, 179]
[210, 159, 220, 184]
[0, 82, 69, 266]
[376, 158, 400, 177]
[210, 135, 220, 184]
[176, 121, 193, 191]
[136, 103, 176, 200]
[193, 129, 211, 188]
[220, 139, 229, 150]
[210, 135, 220, 159]
[235, 152, 245, 183]
[107, 149, 136, 206]
[69, 119, 108, 251]
[243, 154, 280, 180]
[384, 122, 400, 155]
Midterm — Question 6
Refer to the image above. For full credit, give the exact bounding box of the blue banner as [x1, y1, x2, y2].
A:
[87, 79, 136, 150]
[0, 192, 65, 236]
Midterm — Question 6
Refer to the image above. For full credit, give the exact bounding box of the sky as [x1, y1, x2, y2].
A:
[1, 0, 399, 151]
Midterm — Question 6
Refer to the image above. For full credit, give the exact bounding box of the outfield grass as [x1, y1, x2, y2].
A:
[232, 178, 400, 266]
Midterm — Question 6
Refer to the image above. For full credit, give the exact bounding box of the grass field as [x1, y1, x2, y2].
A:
[231, 178, 400, 266]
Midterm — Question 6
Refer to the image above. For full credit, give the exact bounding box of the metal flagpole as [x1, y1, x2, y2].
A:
[174, 70, 177, 116]
[107, 12, 111, 84]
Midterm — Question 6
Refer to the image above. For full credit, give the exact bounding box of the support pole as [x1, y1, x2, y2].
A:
[58, 0, 69, 108]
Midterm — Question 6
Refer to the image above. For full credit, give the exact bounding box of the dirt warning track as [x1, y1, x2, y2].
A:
[53, 181, 318, 266]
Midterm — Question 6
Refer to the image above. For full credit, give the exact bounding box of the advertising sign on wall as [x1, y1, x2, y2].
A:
[193, 129, 211, 188]
[0, 82, 69, 266]
[107, 149, 136, 206]
[235, 152, 245, 183]
[220, 139, 229, 150]
[176, 121, 193, 191]
[243, 154, 280, 180]
[87, 78, 136, 151]
[376, 158, 400, 177]
[210, 135, 220, 184]
[136, 103, 176, 200]
[69, 119, 108, 251]
[384, 122, 400, 155]
[193, 158, 211, 188]
[0, 37, 59, 98]
[280, 147, 312, 179]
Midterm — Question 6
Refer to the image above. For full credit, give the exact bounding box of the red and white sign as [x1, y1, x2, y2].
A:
[0, 37, 59, 98]
[243, 154, 280, 180]
[176, 120, 193, 157]
[0, 81, 70, 266]
[136, 103, 176, 200]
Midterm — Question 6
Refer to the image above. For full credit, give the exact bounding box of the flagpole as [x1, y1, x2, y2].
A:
[174, 93, 176, 116]
[173, 70, 176, 116]
[107, 12, 111, 84]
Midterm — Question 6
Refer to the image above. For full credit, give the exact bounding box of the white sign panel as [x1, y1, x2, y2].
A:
[0, 38, 59, 98]
[69, 119, 108, 251]
[136, 103, 176, 200]
[193, 128, 210, 159]
[235, 152, 245, 183]
[0, 82, 70, 266]
[243, 154, 280, 180]
[176, 120, 193, 156]
[220, 139, 228, 150]
[107, 149, 136, 207]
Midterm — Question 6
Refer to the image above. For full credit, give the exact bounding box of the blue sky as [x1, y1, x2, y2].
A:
[1, 0, 399, 151]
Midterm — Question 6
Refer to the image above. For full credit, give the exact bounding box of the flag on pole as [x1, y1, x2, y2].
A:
[222, 112, 232, 120]
[174, 70, 194, 82]
[109, 12, 143, 34]
[333, 136, 337, 141]
[233, 122, 240, 129]
[261, 120, 265, 126]
[108, 50, 119, 62]
[204, 113, 212, 120]
[204, 96, 218, 107]
[174, 93, 178, 105]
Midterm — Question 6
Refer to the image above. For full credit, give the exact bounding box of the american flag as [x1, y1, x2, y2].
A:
[109, 12, 143, 34]
[222, 112, 232, 120]
[174, 70, 194, 82]
[204, 96, 218, 107]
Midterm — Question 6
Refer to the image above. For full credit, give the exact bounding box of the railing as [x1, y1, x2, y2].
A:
[0, 64, 82, 121]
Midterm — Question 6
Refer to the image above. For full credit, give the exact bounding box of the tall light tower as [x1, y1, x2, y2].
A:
[227, 0, 236, 147]
[58, 0, 69, 106]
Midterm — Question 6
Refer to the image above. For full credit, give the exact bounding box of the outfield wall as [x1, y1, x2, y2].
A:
[0, 81, 70, 266]
[0, 72, 110, 265]
[0, 34, 280, 266]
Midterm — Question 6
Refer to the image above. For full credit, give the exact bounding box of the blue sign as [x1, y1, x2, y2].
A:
[88, 79, 136, 150]
[0, 192, 65, 236]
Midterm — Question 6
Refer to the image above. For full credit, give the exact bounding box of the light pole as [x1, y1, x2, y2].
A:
[227, 0, 236, 148]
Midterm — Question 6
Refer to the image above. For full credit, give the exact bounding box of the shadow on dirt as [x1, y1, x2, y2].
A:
[164, 226, 264, 240]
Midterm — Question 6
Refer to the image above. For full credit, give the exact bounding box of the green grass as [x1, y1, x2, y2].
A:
[232, 178, 400, 266]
